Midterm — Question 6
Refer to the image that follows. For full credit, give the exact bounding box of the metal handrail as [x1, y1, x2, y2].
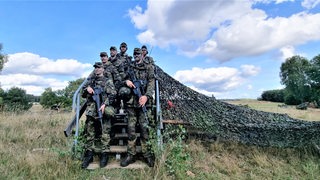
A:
[72, 78, 88, 146]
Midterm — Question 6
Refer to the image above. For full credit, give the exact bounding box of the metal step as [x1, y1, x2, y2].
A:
[113, 133, 140, 139]
[87, 160, 147, 170]
[112, 122, 128, 126]
[108, 145, 141, 153]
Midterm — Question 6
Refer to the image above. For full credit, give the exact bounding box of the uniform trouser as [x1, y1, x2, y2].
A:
[84, 115, 111, 153]
[126, 107, 152, 158]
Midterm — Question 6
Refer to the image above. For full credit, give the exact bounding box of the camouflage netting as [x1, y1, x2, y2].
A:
[155, 66, 320, 148]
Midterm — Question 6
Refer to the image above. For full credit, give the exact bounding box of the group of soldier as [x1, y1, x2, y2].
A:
[81, 42, 156, 169]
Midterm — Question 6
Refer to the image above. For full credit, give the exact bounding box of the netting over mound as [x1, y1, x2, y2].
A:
[156, 65, 320, 148]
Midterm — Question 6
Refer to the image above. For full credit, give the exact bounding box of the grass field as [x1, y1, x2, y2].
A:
[224, 99, 320, 121]
[0, 101, 319, 179]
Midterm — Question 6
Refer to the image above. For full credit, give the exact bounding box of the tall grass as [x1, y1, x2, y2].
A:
[0, 103, 319, 179]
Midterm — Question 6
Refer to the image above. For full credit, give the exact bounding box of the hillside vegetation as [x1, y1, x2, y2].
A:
[0, 101, 319, 179]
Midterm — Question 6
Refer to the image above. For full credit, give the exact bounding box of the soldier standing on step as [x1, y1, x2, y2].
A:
[120, 47, 155, 167]
[81, 62, 117, 169]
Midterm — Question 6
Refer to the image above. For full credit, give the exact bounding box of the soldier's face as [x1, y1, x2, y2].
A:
[94, 66, 104, 75]
[120, 46, 127, 53]
[100, 56, 108, 64]
[141, 49, 147, 56]
[110, 50, 117, 57]
[134, 52, 142, 62]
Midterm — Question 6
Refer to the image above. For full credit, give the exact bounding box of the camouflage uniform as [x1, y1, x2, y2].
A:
[87, 61, 121, 90]
[141, 45, 155, 65]
[82, 66, 117, 154]
[109, 45, 133, 111]
[109, 55, 126, 83]
[141, 45, 156, 126]
[125, 49, 155, 159]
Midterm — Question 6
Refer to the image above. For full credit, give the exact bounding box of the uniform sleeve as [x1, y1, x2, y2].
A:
[111, 65, 122, 90]
[103, 79, 117, 105]
[82, 70, 94, 98]
[145, 64, 155, 99]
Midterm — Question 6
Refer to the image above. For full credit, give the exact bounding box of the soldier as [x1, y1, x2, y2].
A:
[118, 42, 132, 66]
[81, 62, 117, 169]
[120, 48, 155, 167]
[87, 52, 121, 91]
[109, 46, 127, 84]
[141, 45, 154, 64]
[100, 51, 109, 64]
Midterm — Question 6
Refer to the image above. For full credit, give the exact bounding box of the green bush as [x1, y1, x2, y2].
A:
[2, 87, 32, 112]
[284, 93, 301, 105]
[260, 89, 285, 102]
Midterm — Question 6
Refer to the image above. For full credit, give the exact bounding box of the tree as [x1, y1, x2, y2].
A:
[308, 54, 320, 106]
[260, 89, 285, 102]
[0, 88, 4, 110]
[56, 77, 86, 108]
[40, 88, 60, 109]
[40, 78, 86, 109]
[0, 43, 8, 73]
[2, 87, 32, 112]
[280, 55, 311, 104]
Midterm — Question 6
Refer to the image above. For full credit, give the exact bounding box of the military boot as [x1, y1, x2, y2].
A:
[120, 154, 135, 167]
[81, 150, 94, 169]
[100, 152, 109, 168]
[145, 156, 155, 167]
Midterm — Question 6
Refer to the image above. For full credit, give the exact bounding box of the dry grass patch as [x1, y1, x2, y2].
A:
[225, 99, 320, 121]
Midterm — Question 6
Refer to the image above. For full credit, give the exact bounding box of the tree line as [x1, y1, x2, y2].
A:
[0, 78, 84, 112]
[260, 54, 320, 107]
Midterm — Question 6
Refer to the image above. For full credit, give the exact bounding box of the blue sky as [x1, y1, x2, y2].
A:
[1, 0, 320, 99]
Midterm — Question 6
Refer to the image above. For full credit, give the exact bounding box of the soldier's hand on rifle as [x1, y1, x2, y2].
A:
[99, 104, 105, 113]
[126, 80, 135, 88]
[87, 86, 94, 94]
[139, 95, 148, 107]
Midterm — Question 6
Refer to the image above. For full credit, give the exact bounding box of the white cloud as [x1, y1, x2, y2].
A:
[0, 73, 69, 95]
[0, 52, 91, 95]
[278, 46, 296, 62]
[302, 0, 320, 9]
[129, 0, 320, 62]
[275, 0, 294, 4]
[173, 65, 260, 93]
[3, 52, 91, 76]
[240, 65, 261, 77]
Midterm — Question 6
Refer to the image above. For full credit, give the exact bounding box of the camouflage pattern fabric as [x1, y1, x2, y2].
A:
[109, 55, 127, 82]
[125, 60, 155, 157]
[155, 65, 320, 149]
[103, 61, 122, 90]
[84, 115, 112, 153]
[126, 107, 152, 158]
[118, 52, 132, 69]
[82, 75, 116, 153]
[127, 61, 155, 107]
[87, 61, 121, 90]
[143, 56, 155, 65]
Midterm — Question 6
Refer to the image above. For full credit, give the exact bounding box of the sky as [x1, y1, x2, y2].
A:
[1, 0, 320, 99]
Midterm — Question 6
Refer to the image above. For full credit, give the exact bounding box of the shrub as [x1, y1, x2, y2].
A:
[260, 89, 285, 102]
[2, 87, 32, 112]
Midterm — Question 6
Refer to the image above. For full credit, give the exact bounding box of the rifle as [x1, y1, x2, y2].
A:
[127, 65, 149, 124]
[92, 87, 104, 130]
[64, 101, 87, 137]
